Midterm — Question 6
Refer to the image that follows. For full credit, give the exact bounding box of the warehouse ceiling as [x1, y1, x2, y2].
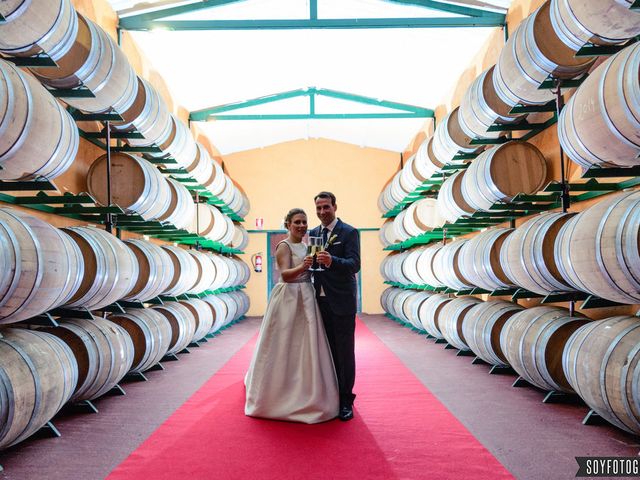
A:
[109, 0, 511, 154]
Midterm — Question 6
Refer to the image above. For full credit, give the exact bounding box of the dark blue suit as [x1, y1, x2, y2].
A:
[310, 219, 360, 407]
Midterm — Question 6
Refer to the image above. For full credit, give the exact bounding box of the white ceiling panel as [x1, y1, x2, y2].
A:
[109, 0, 512, 153]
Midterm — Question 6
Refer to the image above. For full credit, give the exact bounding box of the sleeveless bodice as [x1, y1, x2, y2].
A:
[279, 240, 311, 283]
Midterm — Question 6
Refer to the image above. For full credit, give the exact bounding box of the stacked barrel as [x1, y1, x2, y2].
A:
[380, 0, 640, 437]
[0, 208, 250, 449]
[0, 1, 253, 453]
[0, 0, 250, 219]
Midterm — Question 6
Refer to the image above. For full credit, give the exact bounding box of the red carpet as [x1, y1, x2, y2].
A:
[107, 318, 513, 480]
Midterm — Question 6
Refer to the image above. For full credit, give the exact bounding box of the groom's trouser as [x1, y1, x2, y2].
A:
[317, 297, 356, 408]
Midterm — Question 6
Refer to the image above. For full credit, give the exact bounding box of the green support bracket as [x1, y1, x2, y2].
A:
[147, 157, 178, 165]
[469, 136, 508, 146]
[102, 303, 126, 313]
[48, 307, 95, 320]
[0, 180, 57, 192]
[580, 295, 627, 310]
[511, 288, 544, 300]
[53, 205, 123, 215]
[112, 145, 162, 153]
[456, 289, 474, 296]
[147, 297, 164, 305]
[452, 152, 480, 161]
[69, 110, 124, 122]
[159, 296, 179, 303]
[1, 53, 57, 67]
[82, 131, 145, 140]
[470, 287, 490, 295]
[487, 119, 551, 132]
[23, 313, 59, 327]
[538, 74, 588, 90]
[12, 192, 95, 205]
[490, 288, 518, 297]
[509, 100, 556, 114]
[632, 1, 640, 9]
[49, 87, 96, 98]
[582, 165, 640, 179]
[517, 114, 558, 142]
[441, 162, 470, 171]
[443, 288, 457, 294]
[511, 192, 560, 203]
[541, 291, 589, 304]
[118, 300, 146, 309]
[575, 36, 639, 57]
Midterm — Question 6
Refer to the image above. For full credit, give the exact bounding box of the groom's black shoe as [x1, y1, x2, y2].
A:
[338, 405, 354, 421]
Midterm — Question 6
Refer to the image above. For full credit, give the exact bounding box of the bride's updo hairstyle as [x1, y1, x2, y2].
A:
[284, 208, 306, 228]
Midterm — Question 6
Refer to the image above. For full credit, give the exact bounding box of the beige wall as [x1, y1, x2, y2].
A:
[224, 138, 399, 315]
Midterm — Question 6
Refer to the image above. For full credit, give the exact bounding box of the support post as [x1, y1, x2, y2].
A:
[105, 120, 114, 234]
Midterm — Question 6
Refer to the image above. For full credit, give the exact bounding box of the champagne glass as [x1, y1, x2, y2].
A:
[307, 236, 324, 272]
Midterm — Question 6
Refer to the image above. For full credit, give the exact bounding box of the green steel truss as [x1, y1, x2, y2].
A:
[189, 87, 434, 121]
[118, 0, 506, 31]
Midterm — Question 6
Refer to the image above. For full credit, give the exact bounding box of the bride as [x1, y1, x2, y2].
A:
[245, 208, 339, 423]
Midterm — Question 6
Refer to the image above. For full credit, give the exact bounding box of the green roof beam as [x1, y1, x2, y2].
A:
[119, 0, 243, 27]
[120, 16, 505, 31]
[199, 113, 433, 120]
[190, 88, 310, 120]
[384, 0, 504, 18]
[316, 88, 433, 114]
[189, 87, 434, 122]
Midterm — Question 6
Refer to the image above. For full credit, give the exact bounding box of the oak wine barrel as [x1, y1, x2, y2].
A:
[417, 293, 453, 339]
[87, 152, 172, 222]
[180, 299, 214, 342]
[550, 0, 640, 52]
[0, 328, 77, 449]
[463, 300, 524, 366]
[108, 309, 172, 373]
[458, 66, 523, 140]
[555, 190, 640, 304]
[433, 239, 475, 291]
[153, 302, 198, 355]
[31, 14, 138, 114]
[501, 306, 588, 392]
[62, 226, 138, 310]
[431, 107, 480, 165]
[558, 42, 640, 169]
[160, 245, 200, 297]
[437, 170, 475, 223]
[0, 59, 79, 181]
[461, 141, 547, 212]
[493, 1, 594, 107]
[45, 317, 134, 402]
[123, 239, 174, 302]
[111, 76, 173, 148]
[563, 316, 640, 435]
[0, 208, 83, 323]
[501, 211, 576, 295]
[458, 227, 514, 291]
[0, 0, 77, 60]
[439, 296, 483, 350]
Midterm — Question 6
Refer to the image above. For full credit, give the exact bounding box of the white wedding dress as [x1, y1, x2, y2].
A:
[245, 240, 339, 423]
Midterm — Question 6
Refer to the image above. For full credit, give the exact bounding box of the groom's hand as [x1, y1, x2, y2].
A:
[317, 251, 332, 267]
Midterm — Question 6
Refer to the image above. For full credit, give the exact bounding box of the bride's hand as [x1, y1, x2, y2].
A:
[302, 255, 314, 270]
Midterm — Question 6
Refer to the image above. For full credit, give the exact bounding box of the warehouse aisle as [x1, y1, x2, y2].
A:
[106, 317, 512, 480]
[1, 315, 638, 480]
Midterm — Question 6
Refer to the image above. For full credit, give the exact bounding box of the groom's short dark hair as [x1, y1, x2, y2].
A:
[314, 191, 336, 205]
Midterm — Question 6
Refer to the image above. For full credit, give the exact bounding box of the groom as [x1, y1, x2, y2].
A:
[311, 191, 361, 421]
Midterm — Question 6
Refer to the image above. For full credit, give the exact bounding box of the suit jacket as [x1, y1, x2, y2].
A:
[310, 219, 361, 316]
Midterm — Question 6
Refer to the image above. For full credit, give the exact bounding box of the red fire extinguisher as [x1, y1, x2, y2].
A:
[251, 253, 263, 273]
